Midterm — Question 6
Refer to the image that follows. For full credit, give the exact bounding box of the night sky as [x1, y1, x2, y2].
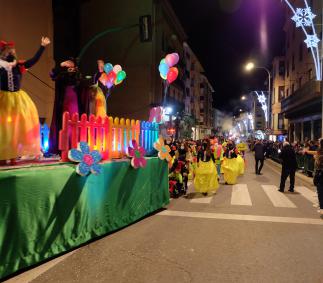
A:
[169, 0, 285, 112]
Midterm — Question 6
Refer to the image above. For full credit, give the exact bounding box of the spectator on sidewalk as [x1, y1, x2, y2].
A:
[313, 139, 323, 219]
[254, 140, 265, 175]
[278, 141, 297, 193]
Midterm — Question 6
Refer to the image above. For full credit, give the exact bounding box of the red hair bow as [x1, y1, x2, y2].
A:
[0, 41, 15, 49]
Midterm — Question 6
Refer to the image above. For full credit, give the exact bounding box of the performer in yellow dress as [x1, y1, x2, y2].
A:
[222, 140, 240, 184]
[194, 140, 219, 195]
[0, 37, 50, 165]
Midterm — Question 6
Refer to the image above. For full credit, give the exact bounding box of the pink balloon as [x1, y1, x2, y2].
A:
[171, 53, 179, 65]
[165, 53, 179, 67]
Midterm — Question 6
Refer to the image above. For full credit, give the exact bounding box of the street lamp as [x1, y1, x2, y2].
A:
[244, 61, 271, 129]
[241, 95, 247, 101]
[245, 62, 255, 72]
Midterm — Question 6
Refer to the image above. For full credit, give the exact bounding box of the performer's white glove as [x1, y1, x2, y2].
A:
[41, 37, 51, 46]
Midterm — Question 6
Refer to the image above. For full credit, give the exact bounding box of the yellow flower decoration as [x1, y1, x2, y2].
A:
[153, 137, 172, 162]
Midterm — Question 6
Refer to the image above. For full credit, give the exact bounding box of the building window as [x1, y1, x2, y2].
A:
[286, 88, 289, 97]
[287, 38, 289, 50]
[186, 87, 190, 97]
[200, 96, 204, 101]
[286, 61, 289, 77]
[308, 0, 313, 8]
[272, 88, 276, 104]
[292, 84, 295, 94]
[191, 62, 195, 71]
[278, 113, 284, 129]
[308, 69, 313, 80]
[298, 77, 302, 89]
[292, 25, 295, 39]
[278, 86, 284, 102]
[279, 60, 285, 76]
[299, 43, 303, 61]
[292, 54, 295, 70]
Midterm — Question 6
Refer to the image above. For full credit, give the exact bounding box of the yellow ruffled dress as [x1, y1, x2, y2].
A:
[194, 154, 219, 193]
[222, 157, 240, 185]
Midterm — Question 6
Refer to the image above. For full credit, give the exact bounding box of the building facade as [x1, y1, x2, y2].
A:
[275, 0, 323, 142]
[271, 56, 288, 140]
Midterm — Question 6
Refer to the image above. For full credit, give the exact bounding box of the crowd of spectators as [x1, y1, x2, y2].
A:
[248, 138, 318, 176]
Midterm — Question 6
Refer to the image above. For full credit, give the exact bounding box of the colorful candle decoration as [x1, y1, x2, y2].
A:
[127, 140, 147, 169]
[68, 141, 102, 176]
[158, 53, 179, 84]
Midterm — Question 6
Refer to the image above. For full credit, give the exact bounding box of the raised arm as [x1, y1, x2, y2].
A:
[24, 37, 50, 69]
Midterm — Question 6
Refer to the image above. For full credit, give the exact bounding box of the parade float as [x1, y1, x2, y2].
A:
[0, 46, 180, 279]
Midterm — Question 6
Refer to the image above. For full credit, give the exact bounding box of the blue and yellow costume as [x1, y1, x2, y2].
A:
[0, 45, 45, 160]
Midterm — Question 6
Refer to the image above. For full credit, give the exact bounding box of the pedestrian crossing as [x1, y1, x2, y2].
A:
[262, 185, 296, 208]
[189, 183, 317, 209]
[231, 184, 252, 206]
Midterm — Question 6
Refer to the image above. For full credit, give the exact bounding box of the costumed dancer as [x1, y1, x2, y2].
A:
[236, 150, 245, 175]
[169, 161, 184, 198]
[213, 138, 224, 181]
[49, 58, 81, 153]
[222, 140, 240, 184]
[0, 37, 51, 165]
[194, 140, 219, 196]
[88, 60, 107, 117]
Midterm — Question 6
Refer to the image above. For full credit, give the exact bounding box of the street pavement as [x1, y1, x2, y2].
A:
[5, 152, 323, 283]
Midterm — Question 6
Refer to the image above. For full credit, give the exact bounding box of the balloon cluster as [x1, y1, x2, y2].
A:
[158, 53, 179, 84]
[99, 63, 126, 89]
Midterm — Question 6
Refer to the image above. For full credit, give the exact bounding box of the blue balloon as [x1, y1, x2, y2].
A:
[159, 63, 169, 77]
[104, 63, 113, 74]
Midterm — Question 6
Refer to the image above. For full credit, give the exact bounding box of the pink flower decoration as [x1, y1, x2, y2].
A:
[128, 140, 147, 169]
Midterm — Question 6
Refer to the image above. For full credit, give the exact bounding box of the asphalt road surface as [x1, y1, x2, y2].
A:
[5, 153, 323, 283]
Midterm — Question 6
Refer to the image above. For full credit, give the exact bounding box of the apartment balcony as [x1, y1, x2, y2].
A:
[281, 80, 321, 119]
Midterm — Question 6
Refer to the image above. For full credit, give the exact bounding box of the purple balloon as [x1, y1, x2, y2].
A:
[106, 81, 114, 89]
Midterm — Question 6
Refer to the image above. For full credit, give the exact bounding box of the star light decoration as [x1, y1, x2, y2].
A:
[284, 0, 321, 80]
[256, 91, 268, 122]
[291, 7, 316, 27]
[304, 34, 320, 49]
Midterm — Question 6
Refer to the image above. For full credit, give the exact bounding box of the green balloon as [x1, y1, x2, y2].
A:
[117, 70, 126, 81]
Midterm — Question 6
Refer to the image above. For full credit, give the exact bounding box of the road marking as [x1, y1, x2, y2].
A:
[262, 185, 297, 208]
[295, 186, 317, 205]
[231, 184, 252, 206]
[190, 196, 213, 204]
[158, 210, 323, 225]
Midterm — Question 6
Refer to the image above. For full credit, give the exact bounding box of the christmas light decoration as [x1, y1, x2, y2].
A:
[256, 91, 268, 123]
[304, 34, 320, 49]
[284, 0, 321, 80]
[291, 7, 316, 27]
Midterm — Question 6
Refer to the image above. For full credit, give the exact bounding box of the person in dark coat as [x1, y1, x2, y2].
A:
[278, 141, 298, 192]
[254, 140, 265, 175]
